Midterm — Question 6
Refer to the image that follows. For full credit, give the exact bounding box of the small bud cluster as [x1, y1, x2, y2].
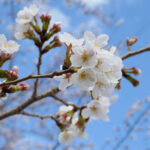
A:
[122, 67, 141, 87]
[0, 35, 29, 98]
[15, 4, 62, 54]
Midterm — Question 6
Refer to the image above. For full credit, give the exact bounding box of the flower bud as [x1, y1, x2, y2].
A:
[123, 67, 141, 76]
[19, 83, 30, 91]
[8, 66, 19, 80]
[40, 13, 51, 24]
[126, 36, 138, 46]
[50, 36, 62, 48]
[50, 22, 61, 34]
[0, 52, 13, 67]
[123, 71, 139, 87]
[42, 36, 62, 54]
[131, 67, 141, 76]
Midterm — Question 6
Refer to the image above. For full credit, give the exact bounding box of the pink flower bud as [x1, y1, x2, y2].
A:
[40, 13, 51, 23]
[8, 66, 19, 80]
[19, 83, 30, 91]
[50, 36, 62, 48]
[50, 22, 61, 34]
[12, 66, 19, 74]
[0, 51, 13, 62]
[131, 67, 142, 76]
[127, 36, 138, 46]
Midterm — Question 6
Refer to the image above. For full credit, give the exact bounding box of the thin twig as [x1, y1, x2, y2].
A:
[20, 111, 55, 120]
[32, 49, 42, 97]
[0, 68, 75, 87]
[0, 87, 59, 120]
[121, 45, 150, 60]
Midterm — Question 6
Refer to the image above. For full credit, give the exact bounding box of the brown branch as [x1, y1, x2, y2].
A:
[20, 111, 56, 120]
[0, 87, 59, 120]
[0, 68, 75, 87]
[19, 111, 62, 127]
[50, 94, 84, 110]
[50, 94, 70, 106]
[121, 45, 150, 60]
[32, 50, 43, 97]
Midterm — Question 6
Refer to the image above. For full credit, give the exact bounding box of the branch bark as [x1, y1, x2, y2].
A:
[0, 68, 75, 87]
[121, 45, 150, 60]
[0, 87, 59, 120]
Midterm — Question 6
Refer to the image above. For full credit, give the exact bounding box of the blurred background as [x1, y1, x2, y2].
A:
[0, 0, 150, 149]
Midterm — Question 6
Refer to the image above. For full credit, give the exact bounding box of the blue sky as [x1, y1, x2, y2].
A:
[0, 0, 150, 149]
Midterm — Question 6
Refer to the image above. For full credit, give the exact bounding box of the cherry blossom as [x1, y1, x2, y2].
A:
[16, 4, 39, 25]
[59, 32, 84, 47]
[0, 34, 20, 54]
[92, 73, 116, 98]
[82, 97, 110, 121]
[84, 31, 109, 49]
[70, 42, 97, 67]
[71, 68, 96, 90]
[54, 73, 73, 91]
[58, 130, 75, 145]
[15, 24, 31, 40]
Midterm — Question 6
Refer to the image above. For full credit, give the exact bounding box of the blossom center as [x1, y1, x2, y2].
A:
[64, 131, 70, 140]
[95, 59, 102, 68]
[4, 43, 13, 48]
[95, 42, 99, 47]
[81, 51, 89, 62]
[79, 71, 87, 80]
[24, 15, 30, 20]
[96, 81, 104, 87]
[90, 106, 98, 112]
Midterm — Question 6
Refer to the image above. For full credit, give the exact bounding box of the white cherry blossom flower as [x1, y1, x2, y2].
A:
[59, 105, 73, 113]
[84, 31, 109, 49]
[94, 50, 114, 73]
[69, 125, 88, 139]
[59, 32, 84, 47]
[29, 4, 39, 16]
[16, 4, 39, 24]
[54, 73, 73, 91]
[70, 42, 97, 67]
[71, 68, 96, 90]
[110, 46, 118, 55]
[58, 130, 75, 145]
[92, 73, 116, 98]
[57, 105, 76, 125]
[82, 97, 110, 121]
[104, 55, 123, 83]
[0, 34, 20, 53]
[15, 24, 30, 40]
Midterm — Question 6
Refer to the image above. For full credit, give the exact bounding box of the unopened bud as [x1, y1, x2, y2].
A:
[50, 36, 62, 48]
[50, 22, 61, 34]
[123, 72, 139, 87]
[123, 67, 141, 76]
[40, 13, 51, 23]
[42, 36, 62, 54]
[19, 83, 30, 91]
[8, 66, 19, 80]
[131, 67, 141, 76]
[127, 36, 138, 46]
[0, 52, 13, 67]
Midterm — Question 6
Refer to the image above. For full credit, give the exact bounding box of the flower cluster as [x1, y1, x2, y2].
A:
[55, 31, 123, 144]
[0, 34, 29, 98]
[15, 4, 39, 40]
